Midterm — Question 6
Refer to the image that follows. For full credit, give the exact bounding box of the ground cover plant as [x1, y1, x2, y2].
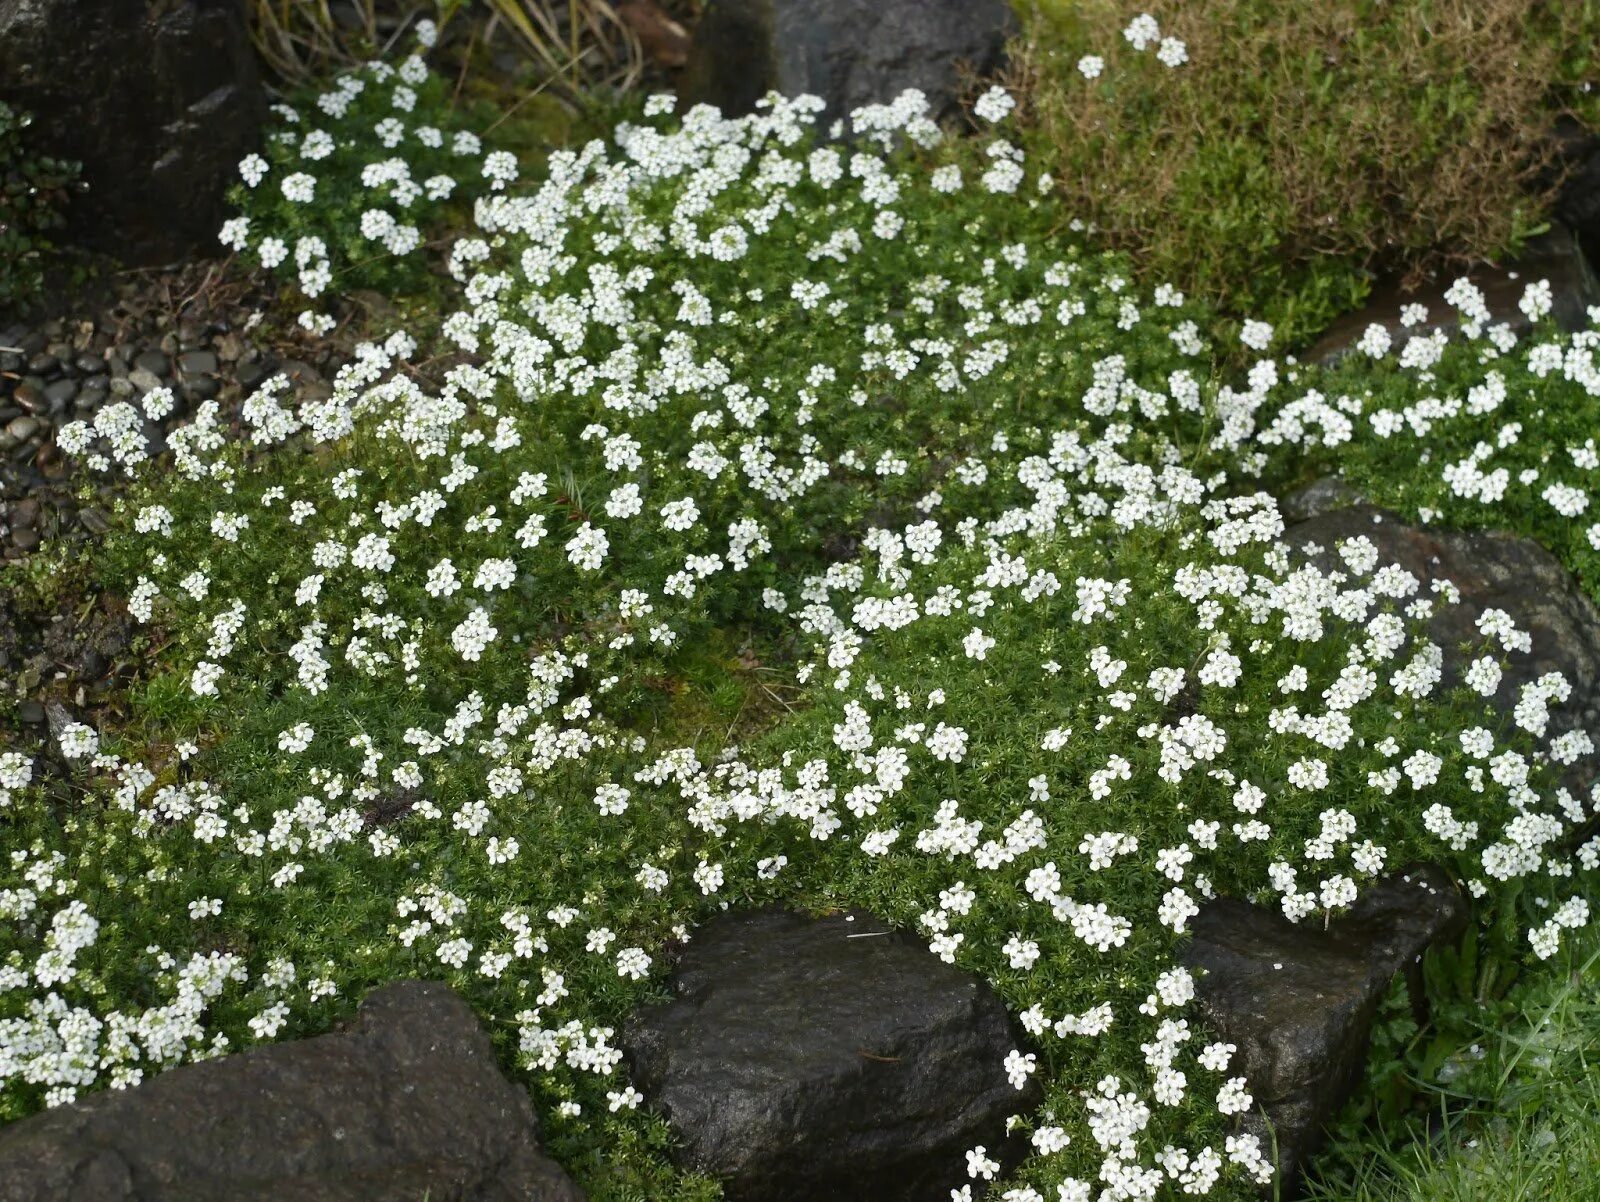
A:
[1012, 0, 1600, 347]
[3, 24, 1599, 1202]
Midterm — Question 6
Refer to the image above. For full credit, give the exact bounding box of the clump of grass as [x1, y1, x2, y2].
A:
[1010, 0, 1600, 347]
[1304, 930, 1600, 1201]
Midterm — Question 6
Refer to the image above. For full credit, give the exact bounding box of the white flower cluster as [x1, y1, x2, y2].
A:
[12, 72, 1597, 1202]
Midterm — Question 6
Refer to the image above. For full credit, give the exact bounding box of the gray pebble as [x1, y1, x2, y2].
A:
[12, 381, 48, 415]
[45, 378, 79, 407]
[4, 416, 40, 442]
[185, 375, 219, 401]
[134, 349, 170, 377]
[128, 367, 165, 395]
[177, 349, 219, 376]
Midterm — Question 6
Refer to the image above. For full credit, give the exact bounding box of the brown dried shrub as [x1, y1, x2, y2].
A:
[1012, 0, 1600, 343]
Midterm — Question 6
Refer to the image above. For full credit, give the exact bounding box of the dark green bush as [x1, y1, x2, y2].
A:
[0, 100, 80, 315]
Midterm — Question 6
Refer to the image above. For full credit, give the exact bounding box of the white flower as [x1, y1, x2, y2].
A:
[281, 172, 317, 203]
[1124, 13, 1161, 50]
[1240, 319, 1274, 351]
[1077, 55, 1105, 79]
[973, 86, 1016, 124]
[1156, 37, 1189, 68]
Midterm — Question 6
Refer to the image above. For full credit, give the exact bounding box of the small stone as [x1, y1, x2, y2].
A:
[177, 349, 219, 376]
[44, 378, 78, 407]
[26, 352, 58, 375]
[5, 416, 40, 442]
[11, 526, 40, 551]
[11, 381, 48, 415]
[78, 508, 111, 535]
[128, 367, 164, 395]
[184, 375, 219, 401]
[74, 353, 102, 375]
[236, 355, 273, 390]
[18, 700, 44, 724]
[134, 349, 170, 377]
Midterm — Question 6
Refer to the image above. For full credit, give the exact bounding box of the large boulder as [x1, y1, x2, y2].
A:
[1303, 223, 1600, 367]
[679, 0, 1016, 135]
[1182, 866, 1468, 1189]
[1284, 502, 1600, 798]
[0, 0, 264, 266]
[0, 980, 582, 1202]
[624, 908, 1037, 1201]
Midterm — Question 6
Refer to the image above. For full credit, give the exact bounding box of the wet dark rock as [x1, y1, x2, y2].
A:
[17, 700, 44, 724]
[11, 382, 47, 416]
[183, 375, 219, 402]
[176, 350, 218, 377]
[127, 368, 165, 396]
[235, 355, 273, 390]
[1304, 223, 1600, 367]
[625, 908, 1036, 1202]
[43, 379, 77, 408]
[680, 0, 1016, 135]
[1182, 866, 1468, 1189]
[0, 0, 266, 266]
[1285, 504, 1600, 796]
[25, 352, 57, 376]
[1548, 114, 1600, 274]
[134, 349, 170, 378]
[0, 980, 583, 1202]
[4, 416, 39, 443]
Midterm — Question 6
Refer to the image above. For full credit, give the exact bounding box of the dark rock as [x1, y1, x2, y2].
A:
[5, 416, 39, 443]
[0, 980, 583, 1202]
[680, 0, 1016, 135]
[235, 354, 273, 390]
[1285, 504, 1600, 796]
[127, 368, 164, 397]
[17, 699, 43, 724]
[43, 378, 77, 408]
[1304, 223, 1600, 367]
[625, 908, 1036, 1202]
[74, 353, 102, 375]
[1548, 114, 1600, 274]
[1182, 866, 1468, 1189]
[11, 381, 47, 416]
[1280, 476, 1364, 524]
[133, 349, 170, 378]
[25, 352, 57, 376]
[0, 0, 265, 266]
[176, 349, 217, 377]
[77, 508, 111, 536]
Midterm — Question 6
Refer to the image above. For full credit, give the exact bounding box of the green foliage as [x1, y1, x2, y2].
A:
[1305, 931, 1600, 1201]
[0, 100, 81, 315]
